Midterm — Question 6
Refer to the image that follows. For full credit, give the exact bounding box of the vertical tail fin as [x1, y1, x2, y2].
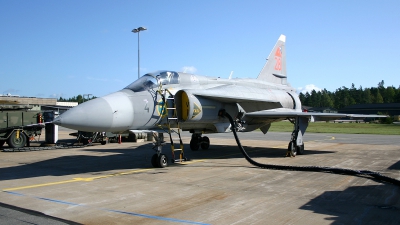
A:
[257, 34, 287, 85]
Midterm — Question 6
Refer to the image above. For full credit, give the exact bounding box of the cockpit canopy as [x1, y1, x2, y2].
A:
[124, 71, 180, 92]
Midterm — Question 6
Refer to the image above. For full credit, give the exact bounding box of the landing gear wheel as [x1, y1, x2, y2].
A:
[200, 136, 210, 150]
[79, 138, 89, 145]
[151, 154, 159, 168]
[296, 144, 305, 155]
[287, 141, 297, 157]
[7, 130, 27, 148]
[190, 138, 200, 151]
[158, 154, 168, 168]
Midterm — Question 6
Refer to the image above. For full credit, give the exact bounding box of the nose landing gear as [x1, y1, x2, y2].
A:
[151, 152, 168, 168]
[151, 132, 169, 168]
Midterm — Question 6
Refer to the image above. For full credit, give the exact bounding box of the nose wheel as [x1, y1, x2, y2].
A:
[151, 132, 169, 168]
[151, 153, 168, 168]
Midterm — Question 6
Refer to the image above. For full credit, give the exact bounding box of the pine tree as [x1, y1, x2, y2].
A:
[299, 92, 306, 105]
[375, 90, 384, 103]
[386, 86, 396, 103]
[321, 89, 334, 108]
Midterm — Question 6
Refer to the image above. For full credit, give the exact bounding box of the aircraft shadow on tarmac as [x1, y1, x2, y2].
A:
[388, 161, 400, 170]
[0, 143, 336, 181]
[300, 185, 400, 225]
[0, 147, 152, 181]
[0, 202, 81, 225]
[81, 143, 337, 158]
[196, 144, 336, 159]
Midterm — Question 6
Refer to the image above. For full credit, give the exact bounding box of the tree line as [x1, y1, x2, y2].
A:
[58, 95, 97, 104]
[299, 80, 400, 109]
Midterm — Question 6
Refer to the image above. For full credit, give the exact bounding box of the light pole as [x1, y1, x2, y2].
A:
[132, 26, 147, 79]
[83, 94, 92, 102]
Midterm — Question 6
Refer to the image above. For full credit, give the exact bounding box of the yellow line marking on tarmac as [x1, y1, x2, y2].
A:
[2, 160, 208, 192]
[271, 145, 289, 149]
[2, 168, 153, 191]
[178, 159, 205, 165]
[3, 180, 81, 191]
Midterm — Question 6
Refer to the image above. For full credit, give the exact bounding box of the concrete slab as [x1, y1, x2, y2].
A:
[1, 129, 399, 224]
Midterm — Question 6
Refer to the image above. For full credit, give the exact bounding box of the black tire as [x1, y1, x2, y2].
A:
[0, 140, 5, 147]
[190, 138, 199, 151]
[287, 141, 297, 157]
[109, 138, 117, 143]
[200, 136, 210, 150]
[100, 141, 107, 145]
[79, 138, 89, 145]
[7, 131, 27, 148]
[158, 154, 168, 168]
[296, 144, 305, 155]
[151, 154, 159, 168]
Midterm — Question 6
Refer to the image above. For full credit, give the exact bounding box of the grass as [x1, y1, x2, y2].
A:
[269, 121, 400, 135]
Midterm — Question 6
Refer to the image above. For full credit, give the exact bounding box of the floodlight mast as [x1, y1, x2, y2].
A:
[83, 94, 92, 102]
[132, 27, 147, 79]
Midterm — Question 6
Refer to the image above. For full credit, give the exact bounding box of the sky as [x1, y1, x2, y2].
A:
[1, 0, 399, 99]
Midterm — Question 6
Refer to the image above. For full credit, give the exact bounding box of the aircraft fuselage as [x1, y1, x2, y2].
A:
[54, 71, 301, 134]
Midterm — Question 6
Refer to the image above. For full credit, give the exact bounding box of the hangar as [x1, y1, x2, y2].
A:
[0, 95, 77, 114]
[339, 103, 400, 117]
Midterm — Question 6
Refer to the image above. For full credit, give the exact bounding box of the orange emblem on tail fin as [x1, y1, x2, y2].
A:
[274, 46, 282, 70]
[275, 46, 282, 57]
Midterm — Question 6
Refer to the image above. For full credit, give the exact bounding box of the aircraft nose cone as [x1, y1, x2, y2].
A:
[53, 91, 134, 132]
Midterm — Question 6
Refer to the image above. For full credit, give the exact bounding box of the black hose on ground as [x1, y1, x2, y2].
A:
[218, 109, 400, 186]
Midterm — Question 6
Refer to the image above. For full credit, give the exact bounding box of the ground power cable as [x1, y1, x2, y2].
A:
[218, 109, 400, 186]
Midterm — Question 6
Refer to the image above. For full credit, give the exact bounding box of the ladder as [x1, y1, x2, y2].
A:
[159, 89, 186, 163]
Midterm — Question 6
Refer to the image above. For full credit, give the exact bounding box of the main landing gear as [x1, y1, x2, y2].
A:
[287, 130, 304, 157]
[189, 133, 210, 151]
[286, 116, 308, 157]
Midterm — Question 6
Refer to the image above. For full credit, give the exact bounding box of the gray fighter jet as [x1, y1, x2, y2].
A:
[53, 35, 382, 168]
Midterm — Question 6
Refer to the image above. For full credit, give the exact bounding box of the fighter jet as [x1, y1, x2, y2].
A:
[53, 34, 382, 168]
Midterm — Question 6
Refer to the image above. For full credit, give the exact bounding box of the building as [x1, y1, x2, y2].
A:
[339, 103, 400, 116]
[0, 96, 77, 114]
[302, 106, 338, 113]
